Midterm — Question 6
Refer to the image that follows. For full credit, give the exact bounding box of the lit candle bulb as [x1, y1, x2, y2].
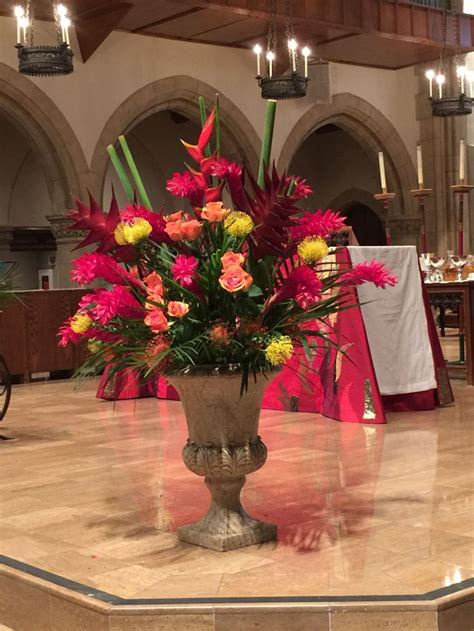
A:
[266, 51, 275, 78]
[302, 46, 311, 78]
[425, 69, 435, 98]
[61, 16, 71, 45]
[19, 16, 29, 45]
[14, 6, 25, 44]
[459, 138, 466, 183]
[56, 3, 68, 16]
[457, 65, 467, 94]
[378, 151, 387, 192]
[253, 44, 262, 76]
[288, 38, 297, 72]
[416, 144, 424, 189]
[436, 74, 445, 99]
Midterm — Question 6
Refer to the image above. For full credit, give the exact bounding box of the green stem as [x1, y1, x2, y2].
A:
[257, 99, 277, 189]
[107, 145, 134, 203]
[287, 178, 297, 196]
[118, 135, 153, 211]
[215, 93, 221, 157]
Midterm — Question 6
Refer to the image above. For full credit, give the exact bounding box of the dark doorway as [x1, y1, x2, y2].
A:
[341, 203, 386, 245]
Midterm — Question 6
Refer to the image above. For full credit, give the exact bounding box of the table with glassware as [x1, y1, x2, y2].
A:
[426, 280, 474, 385]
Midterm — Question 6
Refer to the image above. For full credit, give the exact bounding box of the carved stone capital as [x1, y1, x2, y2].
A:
[182, 437, 267, 479]
[47, 214, 84, 243]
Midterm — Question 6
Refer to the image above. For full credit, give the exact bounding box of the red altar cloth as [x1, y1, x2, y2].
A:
[97, 248, 453, 423]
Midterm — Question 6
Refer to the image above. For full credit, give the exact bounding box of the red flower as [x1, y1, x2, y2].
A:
[291, 210, 346, 242]
[275, 265, 323, 309]
[71, 253, 140, 287]
[166, 171, 204, 207]
[208, 157, 243, 179]
[286, 176, 313, 200]
[171, 255, 199, 287]
[340, 260, 397, 289]
[79, 286, 142, 325]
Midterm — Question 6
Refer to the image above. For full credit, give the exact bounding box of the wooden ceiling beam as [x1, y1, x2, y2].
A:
[73, 1, 133, 62]
[132, 7, 205, 33]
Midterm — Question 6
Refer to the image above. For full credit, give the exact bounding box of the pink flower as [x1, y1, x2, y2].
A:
[340, 260, 398, 289]
[171, 255, 199, 287]
[286, 176, 313, 200]
[71, 253, 139, 287]
[275, 266, 323, 309]
[208, 157, 243, 179]
[291, 210, 346, 242]
[80, 286, 142, 325]
[58, 318, 83, 347]
[166, 171, 204, 207]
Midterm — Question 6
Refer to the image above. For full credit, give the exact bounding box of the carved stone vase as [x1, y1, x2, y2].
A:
[166, 365, 278, 552]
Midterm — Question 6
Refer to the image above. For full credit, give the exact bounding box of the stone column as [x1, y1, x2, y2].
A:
[415, 57, 470, 254]
[47, 215, 84, 288]
[0, 228, 13, 261]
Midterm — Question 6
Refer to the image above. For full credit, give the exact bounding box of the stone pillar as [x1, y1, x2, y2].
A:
[415, 57, 469, 254]
[47, 215, 84, 288]
[0, 228, 13, 261]
[388, 217, 422, 246]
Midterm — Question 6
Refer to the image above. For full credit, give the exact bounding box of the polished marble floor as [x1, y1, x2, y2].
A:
[0, 378, 472, 601]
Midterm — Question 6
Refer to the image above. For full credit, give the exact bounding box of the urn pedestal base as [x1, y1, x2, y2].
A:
[177, 476, 277, 552]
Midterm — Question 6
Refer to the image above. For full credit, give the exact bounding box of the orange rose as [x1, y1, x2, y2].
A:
[167, 301, 190, 318]
[181, 219, 202, 241]
[165, 211, 184, 223]
[164, 221, 183, 242]
[221, 251, 246, 270]
[145, 290, 164, 310]
[201, 202, 230, 223]
[219, 264, 253, 293]
[144, 271, 164, 294]
[144, 308, 169, 333]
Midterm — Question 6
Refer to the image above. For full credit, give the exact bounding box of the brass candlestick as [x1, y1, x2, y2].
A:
[374, 191, 396, 245]
[451, 182, 474, 256]
[410, 187, 432, 253]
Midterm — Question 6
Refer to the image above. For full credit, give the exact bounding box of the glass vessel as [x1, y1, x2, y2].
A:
[430, 255, 446, 282]
[449, 254, 468, 282]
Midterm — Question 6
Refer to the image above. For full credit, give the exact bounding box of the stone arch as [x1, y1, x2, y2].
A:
[329, 188, 383, 220]
[91, 75, 261, 201]
[278, 93, 417, 219]
[0, 62, 88, 215]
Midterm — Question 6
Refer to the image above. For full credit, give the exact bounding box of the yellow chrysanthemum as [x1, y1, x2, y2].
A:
[224, 212, 255, 238]
[297, 236, 329, 264]
[123, 218, 153, 244]
[114, 223, 128, 245]
[265, 336, 294, 366]
[71, 312, 92, 334]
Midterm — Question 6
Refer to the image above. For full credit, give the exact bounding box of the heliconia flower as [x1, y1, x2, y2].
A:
[167, 301, 190, 318]
[171, 255, 199, 287]
[265, 335, 294, 366]
[224, 211, 255, 238]
[291, 210, 346, 242]
[145, 335, 170, 368]
[144, 308, 169, 333]
[201, 201, 230, 222]
[71, 252, 140, 287]
[275, 266, 323, 309]
[340, 260, 398, 289]
[221, 252, 245, 270]
[80, 286, 142, 325]
[219, 264, 253, 293]
[297, 236, 329, 264]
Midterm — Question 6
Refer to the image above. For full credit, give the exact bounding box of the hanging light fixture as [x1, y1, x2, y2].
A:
[425, 0, 471, 117]
[13, 1, 74, 76]
[251, 0, 310, 100]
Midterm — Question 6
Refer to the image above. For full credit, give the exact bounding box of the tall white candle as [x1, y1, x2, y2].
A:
[436, 74, 445, 99]
[417, 144, 424, 188]
[459, 139, 466, 183]
[457, 65, 467, 94]
[378, 151, 387, 192]
[302, 47, 310, 78]
[14, 6, 24, 44]
[266, 51, 275, 78]
[288, 39, 297, 72]
[19, 16, 28, 45]
[425, 69, 435, 98]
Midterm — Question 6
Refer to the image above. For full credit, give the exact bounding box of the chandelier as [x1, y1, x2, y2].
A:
[252, 0, 310, 100]
[14, 1, 73, 76]
[425, 0, 471, 117]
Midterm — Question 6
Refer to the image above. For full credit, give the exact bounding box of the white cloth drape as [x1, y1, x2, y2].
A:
[348, 246, 436, 395]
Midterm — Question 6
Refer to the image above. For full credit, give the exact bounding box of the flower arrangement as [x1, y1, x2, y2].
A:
[59, 99, 396, 390]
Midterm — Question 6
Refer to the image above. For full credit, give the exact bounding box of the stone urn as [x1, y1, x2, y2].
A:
[166, 365, 278, 552]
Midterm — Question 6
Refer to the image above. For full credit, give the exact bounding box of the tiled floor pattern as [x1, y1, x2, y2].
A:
[0, 377, 472, 606]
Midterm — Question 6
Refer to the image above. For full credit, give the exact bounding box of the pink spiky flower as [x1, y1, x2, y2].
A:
[340, 260, 398, 289]
[275, 266, 323, 309]
[79, 286, 142, 325]
[291, 210, 346, 242]
[171, 254, 199, 288]
[71, 252, 140, 287]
